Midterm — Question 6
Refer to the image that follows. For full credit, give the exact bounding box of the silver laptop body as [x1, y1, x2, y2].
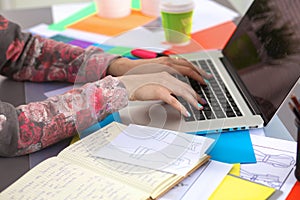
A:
[120, 0, 300, 134]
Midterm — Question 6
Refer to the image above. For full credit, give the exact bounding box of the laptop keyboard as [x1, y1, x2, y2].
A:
[176, 59, 243, 122]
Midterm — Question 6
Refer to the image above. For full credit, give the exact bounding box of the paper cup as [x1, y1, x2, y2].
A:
[141, 0, 161, 17]
[160, 0, 194, 45]
[94, 0, 131, 19]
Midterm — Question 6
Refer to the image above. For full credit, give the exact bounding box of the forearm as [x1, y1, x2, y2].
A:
[0, 15, 119, 83]
[11, 37, 119, 83]
[0, 76, 128, 157]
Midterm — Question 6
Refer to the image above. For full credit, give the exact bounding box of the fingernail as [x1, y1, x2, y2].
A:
[198, 103, 203, 109]
[207, 73, 213, 78]
[204, 79, 210, 85]
[186, 111, 191, 117]
[202, 98, 207, 104]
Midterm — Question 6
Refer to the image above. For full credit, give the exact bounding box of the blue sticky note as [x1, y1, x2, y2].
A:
[92, 43, 115, 51]
[205, 130, 256, 164]
[80, 112, 121, 138]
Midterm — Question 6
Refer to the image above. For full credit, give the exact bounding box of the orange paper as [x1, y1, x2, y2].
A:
[192, 21, 236, 50]
[165, 21, 236, 55]
[67, 10, 156, 36]
[286, 181, 300, 200]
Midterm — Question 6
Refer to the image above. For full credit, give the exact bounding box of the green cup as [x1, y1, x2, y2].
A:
[160, 0, 194, 45]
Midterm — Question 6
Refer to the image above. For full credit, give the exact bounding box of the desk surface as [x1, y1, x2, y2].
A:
[0, 0, 297, 193]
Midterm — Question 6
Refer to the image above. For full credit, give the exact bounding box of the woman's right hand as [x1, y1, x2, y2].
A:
[118, 71, 205, 117]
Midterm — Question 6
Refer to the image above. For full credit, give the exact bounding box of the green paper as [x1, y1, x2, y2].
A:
[48, 2, 96, 31]
[132, 0, 141, 9]
[49, 1, 141, 31]
[107, 46, 133, 56]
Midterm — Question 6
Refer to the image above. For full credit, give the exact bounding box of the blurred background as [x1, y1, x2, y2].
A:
[0, 0, 91, 9]
[0, 0, 252, 14]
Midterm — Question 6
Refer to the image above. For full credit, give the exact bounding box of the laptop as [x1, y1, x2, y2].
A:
[119, 0, 300, 134]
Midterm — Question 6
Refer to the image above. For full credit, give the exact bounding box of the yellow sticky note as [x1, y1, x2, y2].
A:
[209, 175, 275, 200]
[229, 163, 241, 176]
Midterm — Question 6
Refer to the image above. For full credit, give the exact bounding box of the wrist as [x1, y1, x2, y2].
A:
[107, 57, 132, 76]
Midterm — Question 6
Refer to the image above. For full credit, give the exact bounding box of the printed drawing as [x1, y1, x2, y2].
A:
[240, 145, 295, 189]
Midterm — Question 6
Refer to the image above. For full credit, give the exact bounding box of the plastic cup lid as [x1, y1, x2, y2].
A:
[160, 0, 195, 13]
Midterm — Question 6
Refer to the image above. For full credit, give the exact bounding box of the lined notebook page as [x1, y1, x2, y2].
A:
[0, 157, 147, 200]
[58, 122, 180, 194]
[59, 132, 179, 194]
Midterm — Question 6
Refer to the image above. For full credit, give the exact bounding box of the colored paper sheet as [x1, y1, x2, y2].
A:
[165, 21, 236, 54]
[68, 39, 94, 49]
[131, 0, 141, 9]
[92, 43, 115, 52]
[286, 181, 300, 200]
[49, 2, 96, 31]
[206, 130, 256, 164]
[209, 175, 276, 200]
[229, 163, 241, 176]
[192, 21, 236, 50]
[80, 112, 121, 139]
[67, 10, 156, 36]
[107, 46, 134, 56]
[49, 0, 141, 31]
[49, 34, 135, 58]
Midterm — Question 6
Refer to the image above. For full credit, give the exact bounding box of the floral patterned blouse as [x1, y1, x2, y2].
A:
[0, 15, 128, 157]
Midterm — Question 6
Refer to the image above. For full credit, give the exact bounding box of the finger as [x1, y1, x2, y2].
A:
[162, 92, 191, 117]
[171, 57, 201, 74]
[172, 57, 213, 79]
[170, 84, 204, 110]
[162, 73, 207, 107]
[137, 85, 191, 117]
[172, 64, 206, 85]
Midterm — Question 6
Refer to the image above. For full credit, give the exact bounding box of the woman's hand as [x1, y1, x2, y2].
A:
[118, 72, 206, 117]
[108, 56, 212, 85]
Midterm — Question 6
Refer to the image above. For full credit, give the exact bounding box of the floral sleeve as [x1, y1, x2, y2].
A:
[0, 76, 128, 156]
[0, 15, 129, 157]
[0, 15, 119, 83]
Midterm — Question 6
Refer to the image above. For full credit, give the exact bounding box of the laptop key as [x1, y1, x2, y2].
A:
[177, 59, 244, 121]
[204, 110, 216, 119]
[215, 110, 226, 118]
[226, 111, 236, 117]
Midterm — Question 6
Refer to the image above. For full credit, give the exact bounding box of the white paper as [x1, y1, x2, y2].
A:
[277, 167, 297, 200]
[92, 124, 214, 176]
[28, 24, 110, 45]
[192, 0, 239, 33]
[179, 160, 232, 200]
[51, 2, 91, 23]
[104, 27, 171, 50]
[27, 24, 59, 38]
[241, 135, 297, 190]
[249, 128, 265, 137]
[61, 28, 111, 44]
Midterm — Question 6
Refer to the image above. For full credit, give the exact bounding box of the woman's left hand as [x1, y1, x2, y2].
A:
[108, 57, 212, 85]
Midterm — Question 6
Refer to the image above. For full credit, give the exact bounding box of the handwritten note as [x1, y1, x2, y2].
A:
[0, 158, 147, 200]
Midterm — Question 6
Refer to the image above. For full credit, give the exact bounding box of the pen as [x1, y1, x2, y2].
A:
[131, 48, 168, 59]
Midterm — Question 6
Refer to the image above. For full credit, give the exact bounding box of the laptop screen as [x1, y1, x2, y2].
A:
[222, 0, 300, 124]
